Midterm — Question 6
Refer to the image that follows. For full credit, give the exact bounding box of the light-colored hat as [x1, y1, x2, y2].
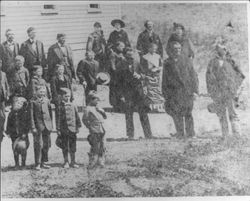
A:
[96, 72, 110, 85]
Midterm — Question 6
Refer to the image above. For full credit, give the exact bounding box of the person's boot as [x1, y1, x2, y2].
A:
[14, 153, 20, 169]
[88, 153, 98, 169]
[70, 152, 79, 168]
[98, 155, 105, 168]
[63, 150, 70, 168]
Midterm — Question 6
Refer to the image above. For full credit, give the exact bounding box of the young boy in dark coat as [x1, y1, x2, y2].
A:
[6, 97, 30, 168]
[30, 85, 53, 170]
[56, 88, 81, 168]
[82, 91, 107, 169]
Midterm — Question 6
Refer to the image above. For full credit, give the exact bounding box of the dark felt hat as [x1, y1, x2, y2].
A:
[32, 65, 42, 71]
[111, 19, 125, 28]
[87, 90, 100, 101]
[57, 33, 66, 39]
[173, 22, 185, 30]
[94, 22, 102, 28]
[27, 27, 35, 33]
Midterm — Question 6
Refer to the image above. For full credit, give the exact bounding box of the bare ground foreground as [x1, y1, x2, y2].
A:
[1, 87, 250, 197]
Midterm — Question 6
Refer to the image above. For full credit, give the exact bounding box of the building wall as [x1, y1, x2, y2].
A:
[0, 1, 121, 64]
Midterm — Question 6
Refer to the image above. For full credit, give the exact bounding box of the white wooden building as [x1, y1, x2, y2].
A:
[0, 1, 121, 64]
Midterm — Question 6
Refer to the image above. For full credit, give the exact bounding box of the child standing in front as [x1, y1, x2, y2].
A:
[82, 91, 107, 169]
[56, 88, 81, 168]
[6, 97, 30, 169]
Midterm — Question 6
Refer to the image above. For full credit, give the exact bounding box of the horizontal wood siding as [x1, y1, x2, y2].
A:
[0, 2, 121, 64]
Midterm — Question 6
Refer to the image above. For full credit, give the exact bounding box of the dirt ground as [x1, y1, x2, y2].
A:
[1, 88, 250, 197]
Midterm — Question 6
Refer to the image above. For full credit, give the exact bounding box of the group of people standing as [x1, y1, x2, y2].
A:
[0, 18, 245, 170]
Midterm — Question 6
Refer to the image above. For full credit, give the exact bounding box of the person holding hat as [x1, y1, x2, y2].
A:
[55, 87, 81, 168]
[107, 19, 131, 54]
[0, 58, 10, 143]
[82, 90, 107, 169]
[20, 27, 47, 78]
[166, 23, 194, 59]
[116, 49, 154, 139]
[47, 33, 75, 83]
[30, 85, 53, 170]
[5, 97, 29, 169]
[136, 20, 163, 59]
[77, 51, 100, 104]
[86, 22, 107, 72]
[10, 55, 30, 99]
[162, 41, 199, 139]
[27, 65, 51, 100]
[206, 44, 244, 139]
[0, 29, 19, 82]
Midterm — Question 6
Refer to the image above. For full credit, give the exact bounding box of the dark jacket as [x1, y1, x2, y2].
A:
[206, 55, 245, 101]
[19, 39, 46, 75]
[162, 55, 198, 114]
[56, 102, 81, 133]
[6, 103, 30, 138]
[27, 75, 51, 100]
[47, 43, 75, 82]
[50, 74, 73, 105]
[86, 31, 106, 55]
[30, 97, 53, 132]
[166, 34, 194, 59]
[0, 41, 19, 76]
[136, 30, 163, 57]
[107, 29, 131, 50]
[76, 59, 99, 86]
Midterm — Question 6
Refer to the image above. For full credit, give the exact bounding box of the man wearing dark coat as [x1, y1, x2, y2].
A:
[162, 41, 199, 138]
[166, 23, 194, 59]
[136, 20, 163, 58]
[0, 59, 10, 143]
[86, 22, 107, 72]
[0, 29, 19, 82]
[107, 19, 131, 53]
[118, 50, 153, 139]
[47, 33, 75, 83]
[19, 27, 47, 79]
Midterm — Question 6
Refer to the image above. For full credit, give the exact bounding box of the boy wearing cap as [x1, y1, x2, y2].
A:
[82, 91, 107, 169]
[20, 27, 46, 77]
[27, 65, 51, 100]
[47, 33, 75, 83]
[30, 85, 53, 170]
[6, 97, 30, 168]
[56, 88, 81, 168]
[86, 22, 107, 72]
[77, 51, 99, 98]
[206, 44, 244, 139]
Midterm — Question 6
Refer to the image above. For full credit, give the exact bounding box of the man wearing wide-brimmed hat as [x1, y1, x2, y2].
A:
[86, 22, 107, 72]
[136, 20, 163, 59]
[107, 19, 131, 53]
[166, 22, 194, 59]
[20, 27, 46, 78]
[47, 33, 75, 83]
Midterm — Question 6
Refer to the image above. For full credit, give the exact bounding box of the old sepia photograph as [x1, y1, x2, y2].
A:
[0, 0, 249, 199]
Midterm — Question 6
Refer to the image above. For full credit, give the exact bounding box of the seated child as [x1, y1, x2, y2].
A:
[6, 97, 30, 169]
[140, 43, 165, 112]
[56, 88, 81, 168]
[82, 91, 107, 169]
